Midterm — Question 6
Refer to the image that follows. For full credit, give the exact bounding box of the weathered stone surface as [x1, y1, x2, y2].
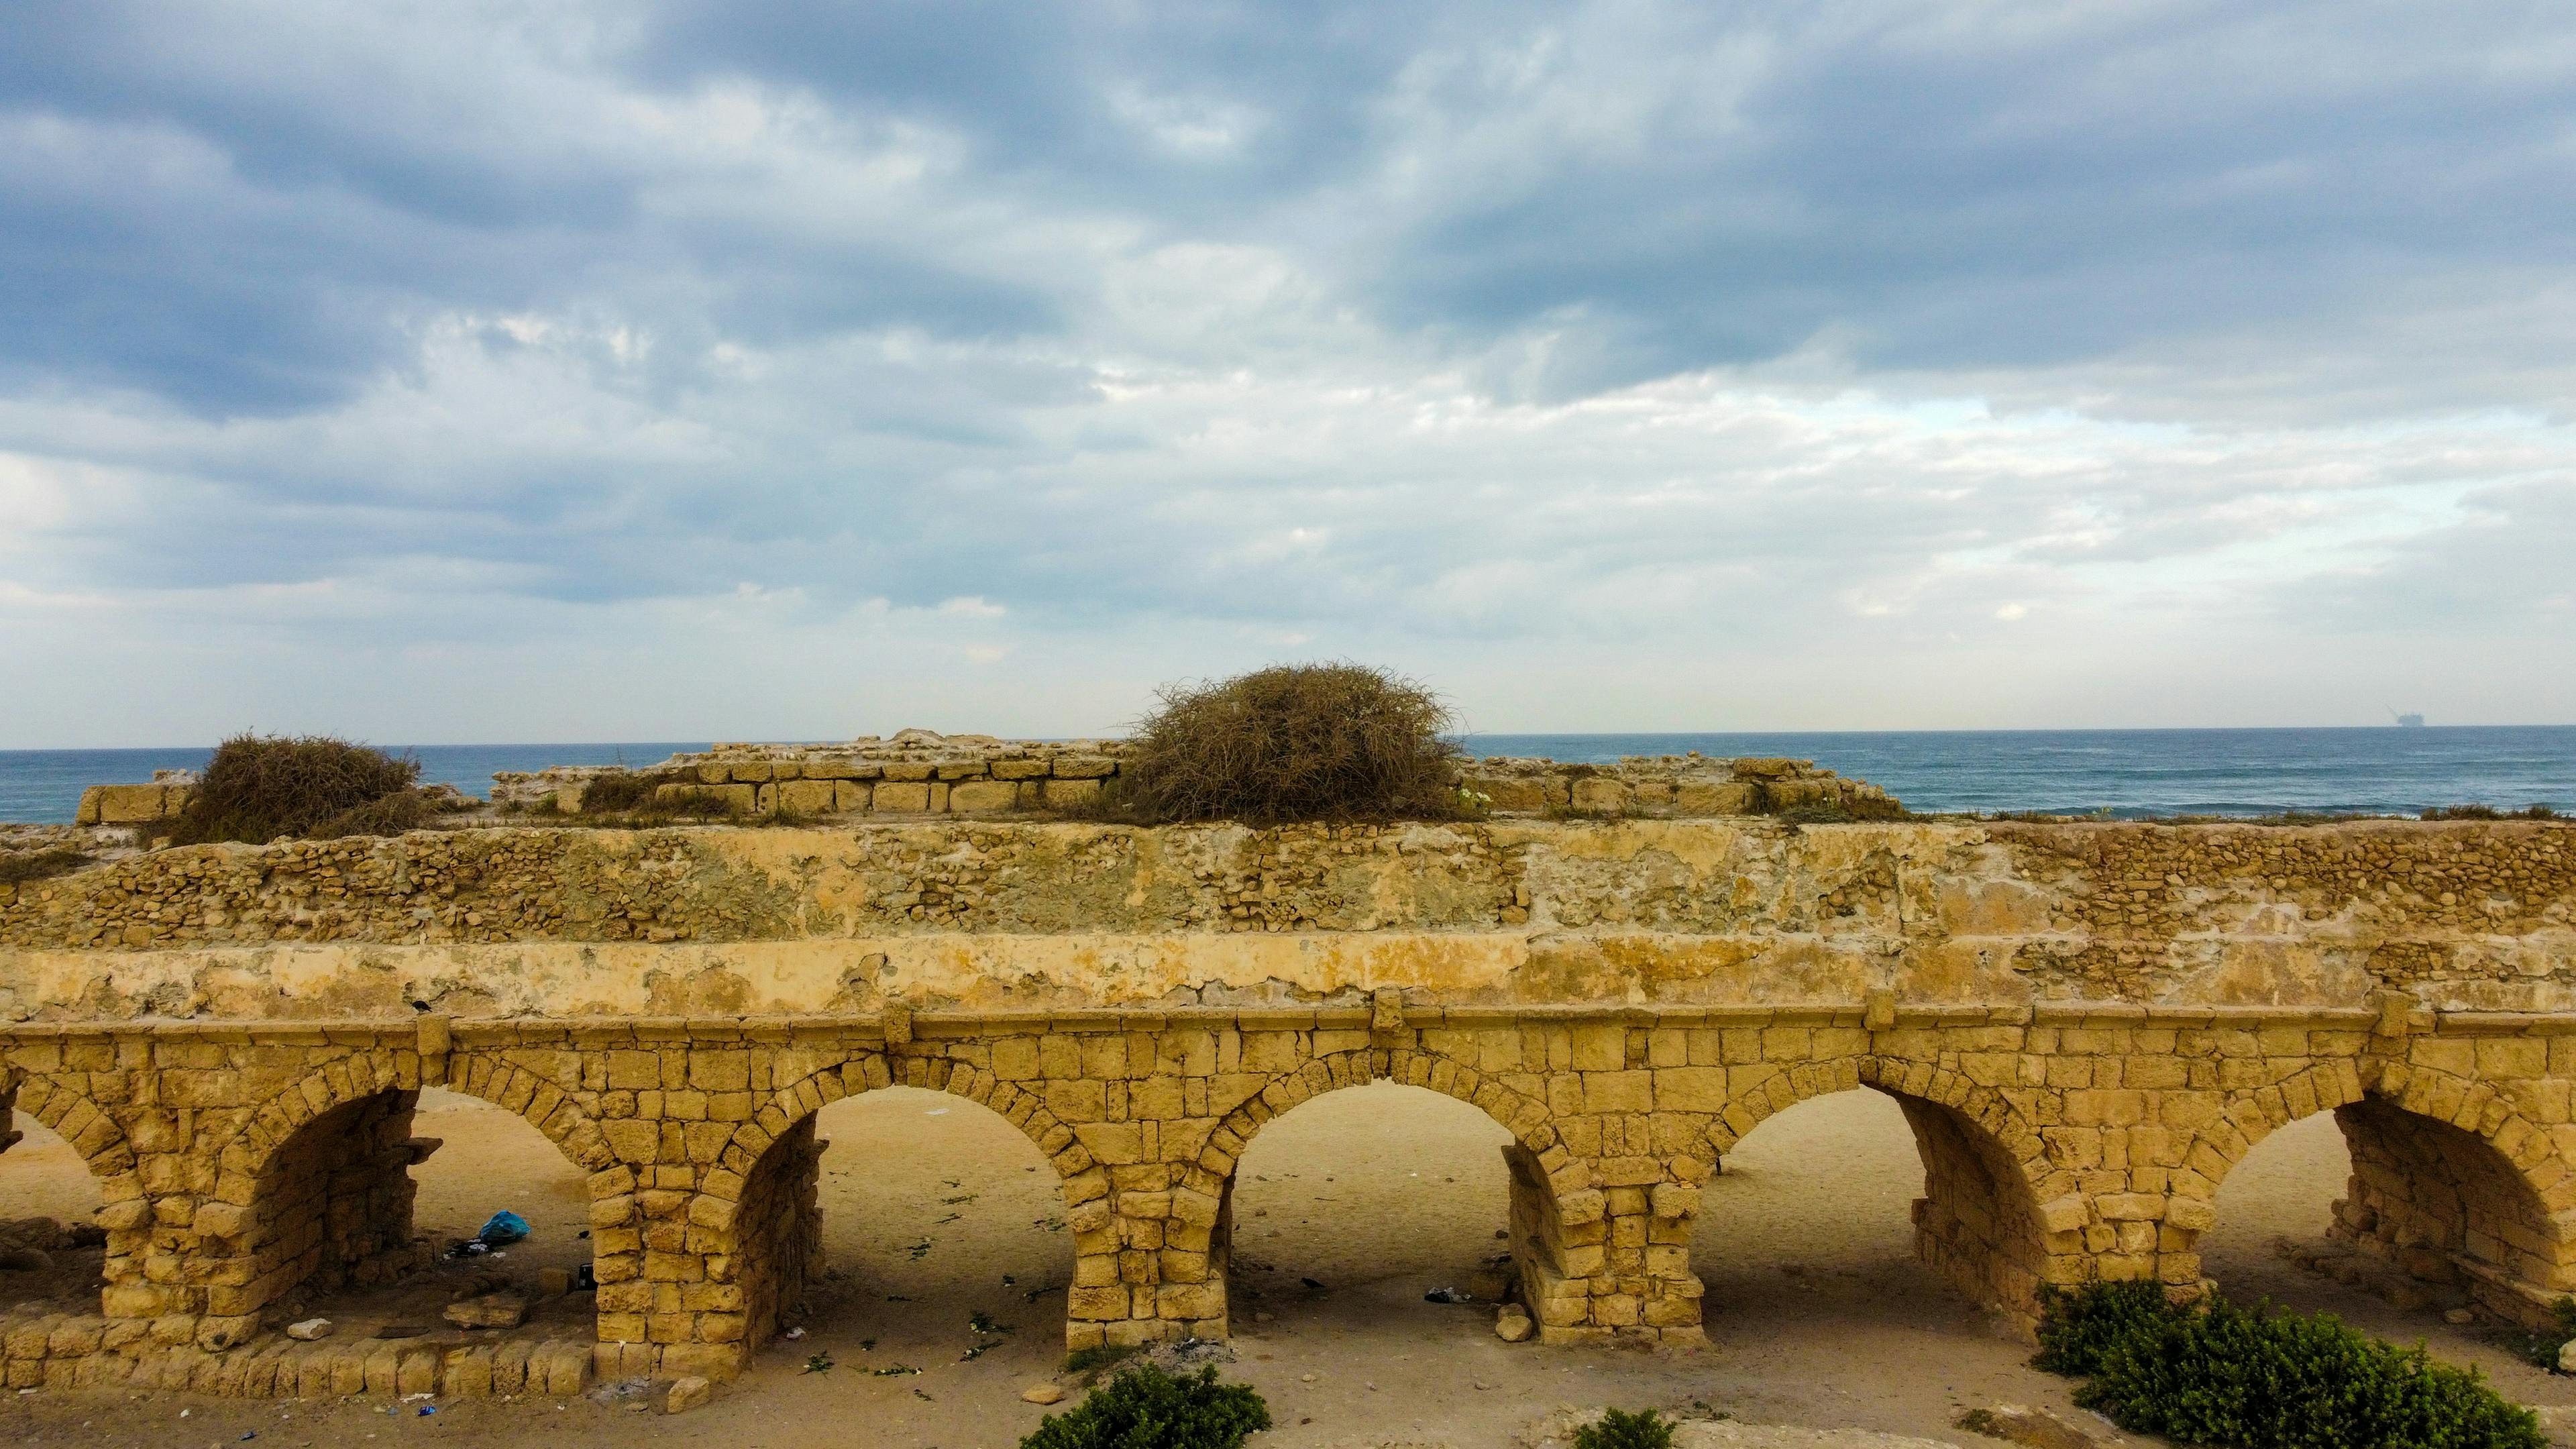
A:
[664, 1373, 713, 1413]
[1020, 1381, 1066, 1403]
[443, 1294, 529, 1330]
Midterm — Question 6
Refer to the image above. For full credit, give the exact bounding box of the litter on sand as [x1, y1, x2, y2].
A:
[476, 1211, 531, 1246]
[1423, 1287, 1474, 1304]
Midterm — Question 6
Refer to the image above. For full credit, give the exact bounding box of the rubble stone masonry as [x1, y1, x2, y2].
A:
[1, 812, 2573, 1402]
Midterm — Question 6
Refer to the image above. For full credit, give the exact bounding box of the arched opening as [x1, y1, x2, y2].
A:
[1696, 1087, 2045, 1336]
[2212, 1095, 2573, 1331]
[2198, 1107, 2351, 1306]
[408, 1087, 596, 1329]
[731, 1085, 1073, 1380]
[205, 1084, 598, 1348]
[0, 1108, 107, 1315]
[1223, 1080, 1515, 1337]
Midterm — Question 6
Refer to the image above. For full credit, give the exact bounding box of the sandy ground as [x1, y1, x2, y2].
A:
[7, 1081, 2576, 1449]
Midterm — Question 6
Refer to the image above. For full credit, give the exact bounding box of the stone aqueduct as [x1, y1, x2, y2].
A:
[3, 788, 2575, 1396]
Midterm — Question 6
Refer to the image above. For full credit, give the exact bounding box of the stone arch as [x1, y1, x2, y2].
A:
[1185, 1047, 1580, 1338]
[1, 1067, 146, 1320]
[3, 1069, 142, 1195]
[1199, 1046, 1563, 1181]
[1699, 1052, 1874, 1161]
[211, 1049, 612, 1197]
[1695, 1055, 2057, 1332]
[2196, 1055, 2576, 1327]
[704, 1049, 1092, 1201]
[690, 1049, 1099, 1367]
[1189, 1047, 1568, 1255]
[171, 1049, 616, 1341]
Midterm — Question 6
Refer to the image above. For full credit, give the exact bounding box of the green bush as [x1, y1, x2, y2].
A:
[2031, 1279, 2179, 1377]
[2034, 1281, 2542, 1449]
[1573, 1407, 1675, 1449]
[1118, 663, 1464, 824]
[1018, 1364, 1269, 1449]
[168, 733, 422, 845]
[2516, 1296, 2576, 1370]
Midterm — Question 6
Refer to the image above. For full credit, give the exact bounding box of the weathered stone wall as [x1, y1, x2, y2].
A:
[2, 816, 2574, 1403]
[490, 733, 1893, 822]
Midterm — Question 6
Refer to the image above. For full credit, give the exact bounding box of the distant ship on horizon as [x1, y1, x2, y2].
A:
[2387, 707, 2426, 728]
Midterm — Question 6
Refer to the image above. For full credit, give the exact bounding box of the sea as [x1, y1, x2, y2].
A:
[0, 727, 2569, 826]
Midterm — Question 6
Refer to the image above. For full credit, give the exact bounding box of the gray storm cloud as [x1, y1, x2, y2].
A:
[1, 0, 2571, 743]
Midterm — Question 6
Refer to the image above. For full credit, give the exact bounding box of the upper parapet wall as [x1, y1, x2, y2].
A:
[3, 816, 2570, 1021]
[484, 729, 1902, 820]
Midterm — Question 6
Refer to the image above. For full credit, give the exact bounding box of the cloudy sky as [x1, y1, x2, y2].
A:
[3, 1, 2572, 745]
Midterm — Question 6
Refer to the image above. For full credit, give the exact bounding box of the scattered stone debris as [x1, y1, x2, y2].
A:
[1519, 1407, 1959, 1449]
[1954, 1405, 2105, 1449]
[284, 1319, 333, 1342]
[663, 1375, 712, 1414]
[443, 1293, 530, 1330]
[1495, 1305, 1535, 1342]
[1022, 1383, 1067, 1405]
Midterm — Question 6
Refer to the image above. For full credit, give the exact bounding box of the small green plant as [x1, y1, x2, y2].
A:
[0, 849, 93, 885]
[2033, 1281, 2543, 1449]
[2516, 1295, 2576, 1371]
[1019, 1364, 1269, 1449]
[802, 1351, 833, 1373]
[1572, 1407, 1674, 1449]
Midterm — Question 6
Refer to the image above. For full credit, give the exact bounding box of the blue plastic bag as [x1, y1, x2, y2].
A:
[476, 1210, 530, 1246]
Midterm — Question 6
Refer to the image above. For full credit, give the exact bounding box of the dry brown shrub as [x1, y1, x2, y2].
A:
[1118, 663, 1465, 824]
[0, 849, 95, 884]
[168, 733, 421, 845]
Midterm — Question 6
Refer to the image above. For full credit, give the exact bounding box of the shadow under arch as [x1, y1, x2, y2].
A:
[2197, 1060, 2576, 1328]
[702, 1051, 1098, 1361]
[1699, 1059, 2055, 1332]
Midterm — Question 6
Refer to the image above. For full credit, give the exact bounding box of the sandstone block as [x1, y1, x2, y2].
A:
[1043, 777, 1102, 806]
[949, 780, 1018, 812]
[1570, 778, 1631, 814]
[775, 781, 838, 815]
[443, 1293, 529, 1330]
[874, 782, 933, 813]
[1674, 781, 1758, 814]
[665, 1374, 714, 1413]
[91, 784, 173, 824]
